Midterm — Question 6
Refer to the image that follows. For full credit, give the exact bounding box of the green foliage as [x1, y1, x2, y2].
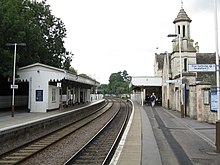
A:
[0, 0, 73, 78]
[121, 70, 131, 82]
[98, 70, 131, 95]
[79, 73, 90, 79]
[97, 84, 108, 94]
[78, 73, 96, 82]
[109, 72, 123, 84]
[68, 67, 77, 75]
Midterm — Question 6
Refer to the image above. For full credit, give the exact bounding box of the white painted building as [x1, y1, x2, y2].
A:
[18, 63, 100, 112]
[131, 76, 162, 87]
[130, 76, 162, 106]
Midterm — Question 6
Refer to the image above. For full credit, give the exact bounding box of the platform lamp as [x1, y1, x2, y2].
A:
[167, 34, 184, 118]
[6, 43, 26, 117]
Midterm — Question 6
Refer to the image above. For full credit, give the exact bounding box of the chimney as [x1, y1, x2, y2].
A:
[195, 42, 199, 53]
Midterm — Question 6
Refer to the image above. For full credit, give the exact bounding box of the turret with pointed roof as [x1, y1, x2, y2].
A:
[173, 8, 192, 23]
[170, 6, 197, 79]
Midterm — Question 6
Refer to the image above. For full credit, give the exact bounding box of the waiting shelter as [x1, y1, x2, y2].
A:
[18, 63, 100, 112]
[130, 76, 162, 106]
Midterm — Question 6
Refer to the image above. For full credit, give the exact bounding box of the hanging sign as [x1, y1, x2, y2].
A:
[188, 64, 216, 72]
[11, 85, 18, 89]
[166, 79, 181, 83]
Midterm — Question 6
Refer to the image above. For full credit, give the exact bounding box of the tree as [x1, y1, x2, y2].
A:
[97, 84, 108, 95]
[107, 71, 131, 95]
[122, 70, 131, 82]
[68, 67, 78, 75]
[0, 0, 73, 78]
[109, 72, 124, 84]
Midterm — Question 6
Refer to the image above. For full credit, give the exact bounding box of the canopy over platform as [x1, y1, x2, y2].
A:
[17, 63, 100, 112]
[130, 76, 162, 106]
[130, 76, 162, 88]
[19, 63, 99, 88]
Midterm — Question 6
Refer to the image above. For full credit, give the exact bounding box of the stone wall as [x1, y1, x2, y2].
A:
[188, 84, 197, 119]
[179, 81, 218, 123]
[195, 82, 217, 123]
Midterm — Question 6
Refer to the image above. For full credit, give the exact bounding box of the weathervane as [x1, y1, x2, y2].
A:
[181, 0, 183, 9]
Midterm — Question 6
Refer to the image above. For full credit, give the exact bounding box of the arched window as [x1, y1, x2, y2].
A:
[184, 58, 187, 71]
[178, 25, 180, 35]
[183, 25, 185, 37]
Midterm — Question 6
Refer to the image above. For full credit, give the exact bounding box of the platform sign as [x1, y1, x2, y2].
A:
[36, 90, 43, 102]
[11, 85, 18, 89]
[188, 64, 216, 72]
[57, 82, 62, 87]
[211, 87, 217, 112]
[166, 79, 181, 83]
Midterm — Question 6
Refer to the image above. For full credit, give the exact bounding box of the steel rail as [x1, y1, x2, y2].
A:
[0, 101, 113, 165]
[63, 100, 130, 165]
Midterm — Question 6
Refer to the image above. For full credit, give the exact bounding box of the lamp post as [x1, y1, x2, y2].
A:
[165, 51, 170, 109]
[214, 0, 220, 122]
[214, 0, 220, 153]
[6, 43, 26, 117]
[167, 34, 184, 117]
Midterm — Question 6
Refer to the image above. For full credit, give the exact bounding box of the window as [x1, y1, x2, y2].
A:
[52, 88, 56, 102]
[184, 58, 187, 71]
[204, 90, 210, 105]
[178, 25, 180, 35]
[183, 25, 185, 37]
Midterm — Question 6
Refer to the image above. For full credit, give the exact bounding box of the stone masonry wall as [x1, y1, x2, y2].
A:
[196, 82, 217, 123]
[189, 84, 197, 119]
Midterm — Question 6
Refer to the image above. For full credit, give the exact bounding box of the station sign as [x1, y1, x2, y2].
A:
[166, 79, 181, 83]
[57, 82, 62, 87]
[11, 85, 18, 89]
[188, 64, 216, 72]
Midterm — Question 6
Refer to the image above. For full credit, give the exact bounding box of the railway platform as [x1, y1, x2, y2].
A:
[112, 101, 162, 165]
[0, 99, 217, 164]
[113, 101, 217, 165]
[0, 100, 103, 131]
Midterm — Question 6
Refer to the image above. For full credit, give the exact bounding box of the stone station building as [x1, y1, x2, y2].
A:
[154, 7, 217, 123]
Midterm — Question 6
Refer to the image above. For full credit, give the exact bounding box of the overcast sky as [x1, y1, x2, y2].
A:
[46, 0, 219, 84]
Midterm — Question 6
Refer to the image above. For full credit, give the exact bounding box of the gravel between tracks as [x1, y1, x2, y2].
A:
[20, 102, 120, 165]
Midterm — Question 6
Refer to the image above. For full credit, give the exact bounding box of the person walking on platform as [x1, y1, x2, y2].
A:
[150, 93, 156, 107]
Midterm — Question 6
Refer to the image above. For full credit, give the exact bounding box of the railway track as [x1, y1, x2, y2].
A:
[0, 100, 115, 165]
[64, 100, 131, 165]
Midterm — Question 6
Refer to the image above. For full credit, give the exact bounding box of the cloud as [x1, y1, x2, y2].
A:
[46, 0, 218, 83]
[187, 0, 214, 13]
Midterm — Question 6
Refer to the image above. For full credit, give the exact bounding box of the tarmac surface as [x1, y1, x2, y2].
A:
[0, 100, 220, 165]
[115, 101, 220, 165]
